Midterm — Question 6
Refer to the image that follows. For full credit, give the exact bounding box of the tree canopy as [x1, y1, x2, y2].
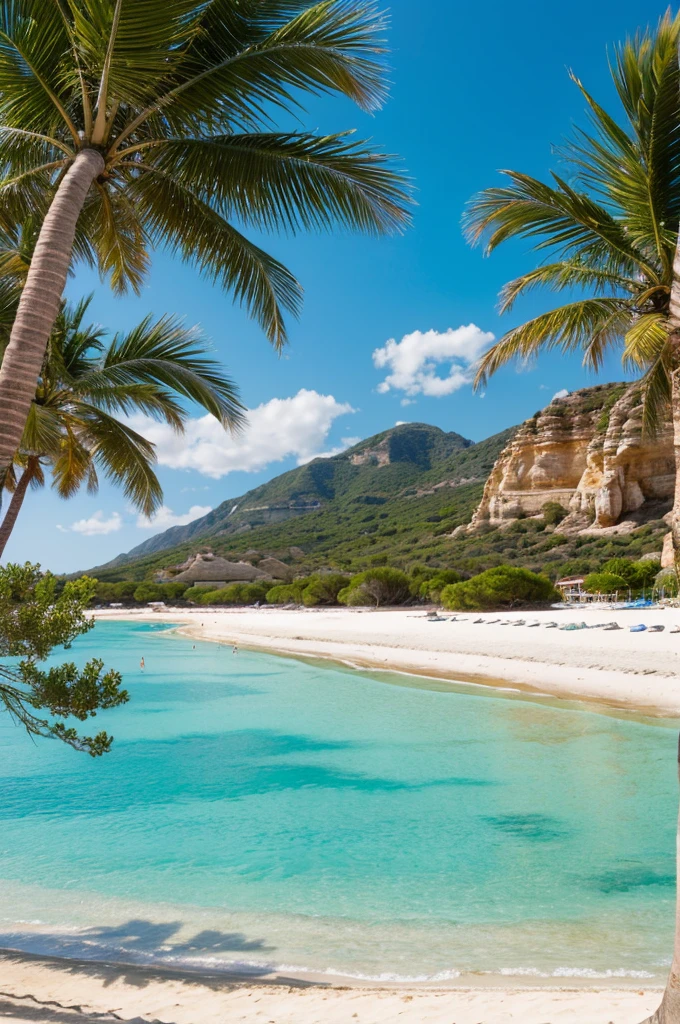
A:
[0, 563, 128, 754]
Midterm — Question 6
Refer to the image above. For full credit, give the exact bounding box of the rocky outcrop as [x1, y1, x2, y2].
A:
[470, 383, 675, 531]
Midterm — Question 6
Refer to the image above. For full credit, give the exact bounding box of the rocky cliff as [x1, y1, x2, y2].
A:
[470, 383, 675, 531]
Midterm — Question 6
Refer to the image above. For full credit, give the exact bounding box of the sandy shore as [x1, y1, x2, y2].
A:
[97, 603, 680, 715]
[15, 603, 671, 1022]
[0, 949, 662, 1023]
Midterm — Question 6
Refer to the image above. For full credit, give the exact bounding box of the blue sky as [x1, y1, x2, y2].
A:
[5, 0, 669, 572]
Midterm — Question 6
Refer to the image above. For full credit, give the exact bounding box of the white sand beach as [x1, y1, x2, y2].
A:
[11, 602, 671, 1023]
[97, 603, 680, 715]
[0, 949, 662, 1023]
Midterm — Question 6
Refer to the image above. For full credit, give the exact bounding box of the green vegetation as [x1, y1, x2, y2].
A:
[418, 570, 463, 602]
[0, 564, 128, 755]
[84, 425, 516, 582]
[190, 583, 273, 606]
[0, 296, 244, 558]
[583, 572, 628, 595]
[0, 0, 412, 481]
[441, 567, 560, 611]
[338, 567, 412, 607]
[541, 502, 568, 526]
[466, 11, 680, 562]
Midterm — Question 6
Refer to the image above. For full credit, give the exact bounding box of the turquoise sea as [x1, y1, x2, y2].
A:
[0, 620, 677, 982]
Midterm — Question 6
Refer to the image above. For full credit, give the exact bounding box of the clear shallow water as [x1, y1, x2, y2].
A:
[0, 620, 677, 981]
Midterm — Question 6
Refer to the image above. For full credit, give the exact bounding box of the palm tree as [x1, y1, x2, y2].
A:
[0, 294, 244, 557]
[465, 14, 680, 1022]
[0, 0, 412, 478]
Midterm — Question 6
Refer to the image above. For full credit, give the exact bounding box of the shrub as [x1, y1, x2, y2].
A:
[583, 572, 628, 595]
[133, 583, 164, 603]
[301, 574, 350, 606]
[183, 585, 209, 604]
[159, 581, 190, 601]
[656, 568, 679, 597]
[338, 567, 411, 607]
[441, 566, 560, 610]
[419, 569, 463, 602]
[542, 501, 569, 526]
[601, 557, 636, 582]
[628, 559, 661, 589]
[266, 581, 308, 605]
[202, 582, 271, 605]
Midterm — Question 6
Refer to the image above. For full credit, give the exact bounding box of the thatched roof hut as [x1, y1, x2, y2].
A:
[172, 553, 268, 585]
[258, 557, 293, 581]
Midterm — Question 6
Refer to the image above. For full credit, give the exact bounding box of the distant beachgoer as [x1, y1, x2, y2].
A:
[232, 645, 238, 656]
[140, 657, 145, 670]
[192, 644, 196, 650]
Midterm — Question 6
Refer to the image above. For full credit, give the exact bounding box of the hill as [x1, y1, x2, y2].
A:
[85, 390, 673, 585]
[88, 423, 513, 581]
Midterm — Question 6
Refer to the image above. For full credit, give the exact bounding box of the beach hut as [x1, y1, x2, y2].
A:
[555, 576, 586, 601]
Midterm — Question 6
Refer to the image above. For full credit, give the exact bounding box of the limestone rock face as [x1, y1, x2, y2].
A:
[470, 383, 674, 531]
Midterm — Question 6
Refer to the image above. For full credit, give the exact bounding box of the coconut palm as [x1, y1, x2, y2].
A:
[0, 0, 412, 478]
[0, 293, 244, 557]
[465, 14, 680, 1022]
[465, 11, 680, 517]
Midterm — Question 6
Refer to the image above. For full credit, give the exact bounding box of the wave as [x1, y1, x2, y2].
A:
[0, 928, 662, 985]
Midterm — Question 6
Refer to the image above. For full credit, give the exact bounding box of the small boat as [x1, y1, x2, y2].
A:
[559, 622, 588, 631]
[526, 621, 540, 627]
[512, 619, 526, 627]
[544, 622, 559, 628]
[602, 622, 622, 631]
[648, 624, 665, 633]
[630, 623, 647, 632]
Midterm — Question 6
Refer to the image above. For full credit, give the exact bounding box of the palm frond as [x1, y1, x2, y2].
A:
[640, 344, 673, 436]
[464, 170, 659, 280]
[622, 311, 670, 370]
[126, 168, 302, 349]
[114, 0, 389, 146]
[0, 2, 79, 140]
[74, 406, 163, 516]
[145, 131, 412, 236]
[473, 298, 631, 388]
[80, 182, 151, 294]
[499, 261, 632, 313]
[96, 313, 245, 429]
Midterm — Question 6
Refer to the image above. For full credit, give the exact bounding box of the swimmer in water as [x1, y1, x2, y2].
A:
[232, 645, 238, 655]
[140, 657, 145, 670]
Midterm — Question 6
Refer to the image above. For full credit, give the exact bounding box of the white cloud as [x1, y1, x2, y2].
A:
[127, 389, 355, 480]
[61, 511, 123, 536]
[552, 388, 569, 400]
[372, 325, 494, 398]
[136, 504, 213, 530]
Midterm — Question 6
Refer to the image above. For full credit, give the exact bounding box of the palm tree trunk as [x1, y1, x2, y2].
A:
[0, 148, 104, 477]
[672, 369, 680, 559]
[0, 462, 35, 559]
[640, 735, 680, 1024]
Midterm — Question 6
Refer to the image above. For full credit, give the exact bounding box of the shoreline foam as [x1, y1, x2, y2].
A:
[0, 947, 664, 1023]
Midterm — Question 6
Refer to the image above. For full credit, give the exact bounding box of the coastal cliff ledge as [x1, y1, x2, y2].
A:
[469, 383, 675, 533]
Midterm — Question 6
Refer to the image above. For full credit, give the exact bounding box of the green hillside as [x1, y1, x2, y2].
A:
[85, 416, 670, 585]
[88, 423, 513, 581]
